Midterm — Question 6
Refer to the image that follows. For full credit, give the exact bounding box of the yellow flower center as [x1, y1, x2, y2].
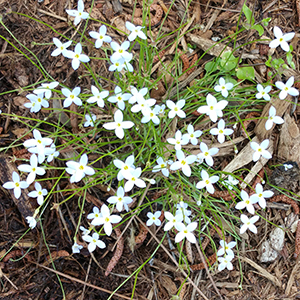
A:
[210, 106, 214, 110]
[15, 182, 20, 187]
[75, 54, 80, 59]
[105, 217, 110, 222]
[205, 179, 210, 184]
[79, 165, 84, 170]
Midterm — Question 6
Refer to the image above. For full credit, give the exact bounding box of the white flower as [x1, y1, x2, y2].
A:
[84, 114, 96, 127]
[166, 99, 186, 119]
[103, 109, 134, 139]
[131, 97, 156, 115]
[123, 167, 146, 192]
[163, 212, 183, 231]
[167, 130, 189, 150]
[108, 86, 131, 110]
[141, 106, 160, 124]
[24, 93, 49, 113]
[17, 154, 45, 184]
[27, 182, 48, 205]
[110, 41, 132, 61]
[169, 150, 197, 177]
[250, 183, 274, 209]
[146, 211, 162, 226]
[250, 139, 272, 162]
[265, 106, 284, 130]
[23, 129, 53, 164]
[152, 157, 169, 177]
[113, 155, 135, 181]
[275, 76, 299, 100]
[283, 163, 293, 171]
[87, 206, 102, 224]
[82, 232, 106, 253]
[89, 25, 112, 48]
[240, 214, 259, 234]
[210, 119, 233, 144]
[182, 124, 202, 145]
[175, 201, 192, 224]
[156, 104, 166, 115]
[26, 216, 37, 229]
[223, 175, 239, 190]
[269, 26, 295, 52]
[218, 254, 234, 271]
[235, 190, 256, 214]
[72, 242, 83, 254]
[65, 0, 89, 26]
[256, 84, 271, 101]
[3, 171, 29, 199]
[175, 222, 197, 243]
[196, 169, 219, 194]
[129, 87, 148, 104]
[107, 186, 133, 212]
[126, 21, 147, 41]
[80, 225, 90, 236]
[214, 77, 233, 98]
[62, 86, 82, 108]
[197, 94, 228, 123]
[51, 38, 72, 57]
[217, 240, 236, 257]
[65, 154, 95, 183]
[64, 43, 90, 70]
[45, 144, 59, 163]
[86, 85, 109, 108]
[197, 142, 219, 166]
[33, 81, 59, 99]
[91, 204, 122, 236]
[109, 56, 133, 72]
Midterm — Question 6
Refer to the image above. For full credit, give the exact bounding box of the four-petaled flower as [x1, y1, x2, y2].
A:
[217, 240, 236, 257]
[87, 206, 102, 224]
[51, 38, 72, 57]
[214, 77, 233, 98]
[240, 214, 259, 234]
[89, 25, 112, 48]
[26, 216, 37, 229]
[113, 155, 135, 181]
[72, 242, 83, 254]
[65, 154, 95, 183]
[103, 109, 134, 139]
[250, 183, 274, 209]
[218, 254, 234, 271]
[170, 150, 197, 177]
[275, 76, 299, 100]
[3, 171, 29, 199]
[166, 99, 186, 119]
[250, 139, 272, 162]
[91, 204, 122, 236]
[84, 114, 96, 127]
[163, 212, 183, 231]
[18, 154, 45, 184]
[167, 130, 189, 150]
[196, 169, 219, 194]
[126, 21, 147, 41]
[265, 106, 284, 130]
[107, 186, 133, 212]
[62, 86, 82, 108]
[197, 142, 219, 166]
[152, 157, 169, 177]
[28, 182, 48, 206]
[33, 81, 59, 99]
[123, 167, 146, 192]
[210, 119, 233, 144]
[86, 85, 109, 108]
[175, 222, 197, 243]
[269, 26, 295, 52]
[110, 41, 132, 61]
[108, 86, 131, 110]
[146, 211, 162, 226]
[183, 124, 202, 145]
[256, 84, 271, 101]
[66, 0, 89, 26]
[197, 94, 228, 123]
[82, 232, 106, 253]
[64, 43, 90, 70]
[235, 190, 256, 214]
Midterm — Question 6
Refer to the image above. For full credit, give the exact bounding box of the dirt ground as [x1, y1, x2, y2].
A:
[1, 0, 300, 299]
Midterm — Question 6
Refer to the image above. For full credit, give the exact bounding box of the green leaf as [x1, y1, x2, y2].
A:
[252, 24, 264, 36]
[242, 3, 253, 25]
[236, 67, 255, 80]
[204, 59, 219, 73]
[220, 51, 239, 71]
[262, 17, 271, 26]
